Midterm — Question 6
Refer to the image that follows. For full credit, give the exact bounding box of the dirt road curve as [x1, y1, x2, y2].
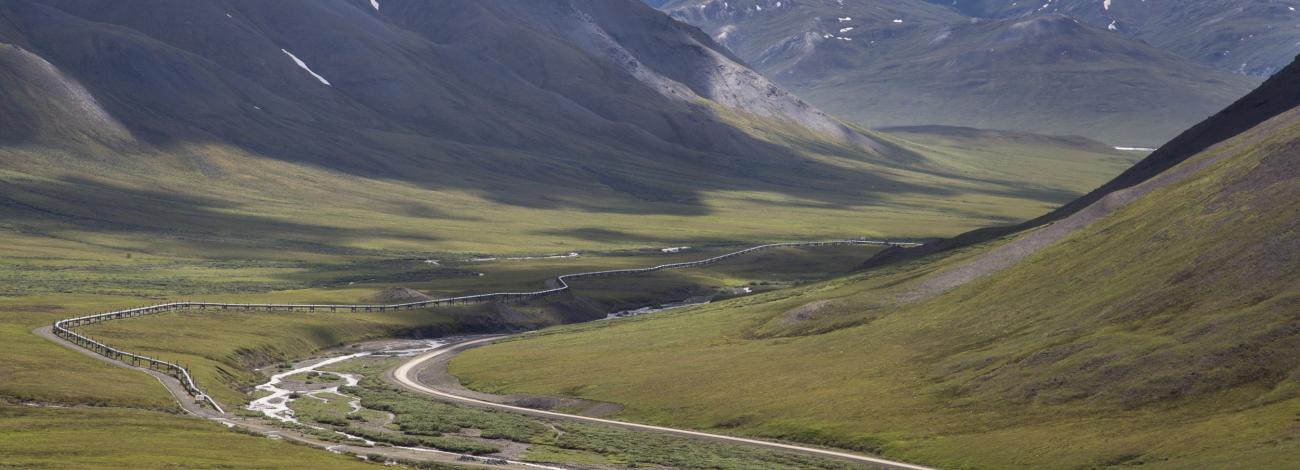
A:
[389, 337, 939, 470]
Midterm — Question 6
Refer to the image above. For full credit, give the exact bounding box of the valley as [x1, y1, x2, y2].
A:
[2, 0, 1296, 469]
[447, 56, 1300, 469]
[0, 124, 1131, 467]
[42, 242, 927, 469]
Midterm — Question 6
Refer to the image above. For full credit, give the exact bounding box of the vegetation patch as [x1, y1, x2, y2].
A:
[320, 357, 860, 468]
[448, 112, 1300, 469]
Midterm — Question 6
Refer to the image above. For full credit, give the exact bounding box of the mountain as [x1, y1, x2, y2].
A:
[0, 0, 893, 256]
[0, 0, 1153, 269]
[655, 0, 1264, 146]
[865, 45, 1300, 269]
[929, 0, 1300, 76]
[0, 0, 888, 198]
[448, 56, 1300, 468]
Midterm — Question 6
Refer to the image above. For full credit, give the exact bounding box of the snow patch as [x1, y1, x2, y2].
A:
[281, 49, 331, 86]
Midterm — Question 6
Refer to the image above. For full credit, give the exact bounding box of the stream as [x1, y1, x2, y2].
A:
[247, 341, 443, 450]
[245, 340, 566, 469]
[247, 352, 371, 426]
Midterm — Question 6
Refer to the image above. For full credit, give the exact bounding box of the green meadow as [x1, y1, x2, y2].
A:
[449, 115, 1300, 469]
[0, 130, 1137, 468]
[0, 405, 376, 469]
[72, 244, 884, 407]
[305, 356, 862, 469]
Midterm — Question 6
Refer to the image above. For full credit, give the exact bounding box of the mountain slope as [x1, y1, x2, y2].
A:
[0, 43, 133, 143]
[449, 56, 1300, 468]
[864, 49, 1300, 270]
[930, 0, 1300, 76]
[657, 0, 1263, 146]
[0, 0, 1149, 261]
[0, 0, 878, 175]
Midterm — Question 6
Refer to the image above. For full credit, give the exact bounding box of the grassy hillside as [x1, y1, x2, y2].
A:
[0, 405, 378, 469]
[0, 116, 1139, 268]
[879, 126, 1142, 199]
[449, 79, 1300, 468]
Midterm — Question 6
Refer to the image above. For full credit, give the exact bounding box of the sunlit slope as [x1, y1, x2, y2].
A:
[450, 72, 1300, 468]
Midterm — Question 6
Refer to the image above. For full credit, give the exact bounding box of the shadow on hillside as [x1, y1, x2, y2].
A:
[0, 0, 964, 216]
[0, 176, 440, 257]
[529, 227, 679, 245]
